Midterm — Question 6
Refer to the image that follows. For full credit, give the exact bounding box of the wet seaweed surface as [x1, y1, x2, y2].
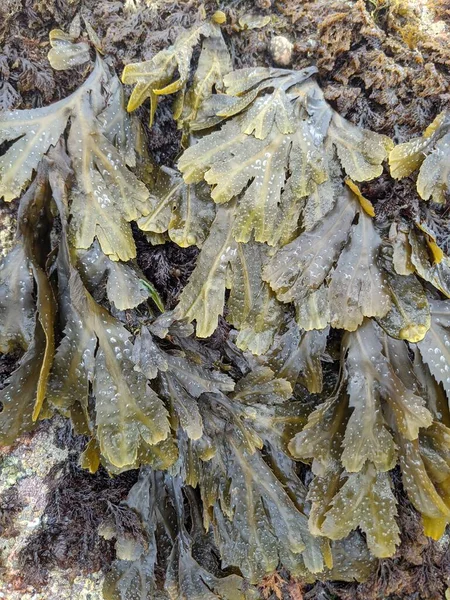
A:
[0, 1, 450, 599]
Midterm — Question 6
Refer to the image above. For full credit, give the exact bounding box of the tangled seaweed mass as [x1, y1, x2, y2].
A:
[1, 3, 450, 599]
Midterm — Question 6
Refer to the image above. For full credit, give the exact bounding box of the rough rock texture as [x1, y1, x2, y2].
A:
[0, 420, 98, 599]
[0, 419, 138, 599]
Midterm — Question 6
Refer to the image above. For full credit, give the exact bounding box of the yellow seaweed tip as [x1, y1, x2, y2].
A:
[399, 324, 428, 344]
[345, 178, 375, 217]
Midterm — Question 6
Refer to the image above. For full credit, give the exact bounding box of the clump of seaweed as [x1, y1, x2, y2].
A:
[0, 8, 450, 600]
[277, 0, 450, 147]
[17, 457, 138, 587]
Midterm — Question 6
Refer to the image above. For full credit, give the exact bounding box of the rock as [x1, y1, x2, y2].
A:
[269, 35, 293, 66]
[0, 420, 104, 600]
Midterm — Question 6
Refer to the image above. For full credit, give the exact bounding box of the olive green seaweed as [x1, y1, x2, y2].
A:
[1, 15, 450, 599]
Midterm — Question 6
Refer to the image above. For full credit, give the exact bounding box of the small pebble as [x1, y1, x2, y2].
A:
[270, 35, 293, 66]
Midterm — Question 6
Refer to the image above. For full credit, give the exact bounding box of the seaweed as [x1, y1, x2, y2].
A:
[121, 12, 229, 130]
[102, 469, 260, 599]
[390, 110, 450, 203]
[0, 9, 450, 599]
[158, 65, 393, 348]
[18, 458, 137, 587]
